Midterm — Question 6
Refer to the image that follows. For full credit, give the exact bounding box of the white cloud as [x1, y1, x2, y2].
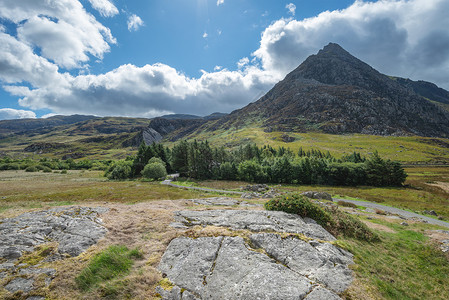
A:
[217, 0, 224, 6]
[0, 0, 116, 69]
[127, 14, 144, 32]
[286, 3, 296, 16]
[0, 108, 36, 120]
[217, 29, 222, 35]
[254, 0, 449, 88]
[88, 0, 119, 17]
[237, 57, 249, 69]
[203, 32, 208, 38]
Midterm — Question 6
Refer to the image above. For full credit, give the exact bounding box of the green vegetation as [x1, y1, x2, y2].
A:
[341, 221, 449, 300]
[131, 141, 406, 187]
[76, 245, 142, 293]
[141, 162, 167, 180]
[265, 193, 379, 241]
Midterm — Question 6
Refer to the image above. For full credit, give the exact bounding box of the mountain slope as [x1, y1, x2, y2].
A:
[191, 43, 449, 138]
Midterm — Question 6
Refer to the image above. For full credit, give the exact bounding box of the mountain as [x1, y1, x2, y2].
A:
[0, 115, 97, 137]
[186, 43, 449, 138]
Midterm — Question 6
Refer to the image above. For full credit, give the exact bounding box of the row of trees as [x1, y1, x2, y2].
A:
[106, 141, 406, 186]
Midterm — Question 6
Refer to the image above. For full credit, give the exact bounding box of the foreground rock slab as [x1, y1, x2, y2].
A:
[0, 206, 108, 298]
[174, 209, 335, 241]
[158, 209, 353, 299]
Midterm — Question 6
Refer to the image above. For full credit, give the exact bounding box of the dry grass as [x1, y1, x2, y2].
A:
[0, 170, 210, 216]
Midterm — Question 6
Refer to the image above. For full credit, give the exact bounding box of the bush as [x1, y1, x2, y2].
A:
[141, 162, 167, 180]
[106, 161, 133, 180]
[148, 157, 166, 167]
[61, 170, 68, 174]
[25, 166, 38, 172]
[265, 193, 379, 242]
[264, 193, 332, 226]
[326, 206, 380, 242]
[42, 166, 52, 173]
[337, 200, 358, 208]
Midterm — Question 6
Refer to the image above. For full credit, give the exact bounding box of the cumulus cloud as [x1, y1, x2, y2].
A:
[0, 108, 36, 120]
[203, 32, 208, 38]
[217, 0, 224, 6]
[254, 0, 449, 88]
[286, 3, 296, 16]
[127, 14, 144, 32]
[87, 0, 118, 17]
[1, 0, 449, 119]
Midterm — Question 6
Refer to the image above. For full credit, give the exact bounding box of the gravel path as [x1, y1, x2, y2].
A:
[161, 179, 244, 195]
[334, 198, 449, 229]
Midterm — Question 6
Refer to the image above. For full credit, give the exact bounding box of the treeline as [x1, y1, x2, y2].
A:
[106, 141, 406, 186]
[0, 157, 112, 173]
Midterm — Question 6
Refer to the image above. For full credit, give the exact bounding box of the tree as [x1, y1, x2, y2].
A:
[171, 140, 189, 176]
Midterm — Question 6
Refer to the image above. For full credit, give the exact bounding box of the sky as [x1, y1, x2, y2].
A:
[0, 0, 448, 120]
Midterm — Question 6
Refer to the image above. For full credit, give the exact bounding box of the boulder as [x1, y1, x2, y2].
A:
[301, 191, 333, 201]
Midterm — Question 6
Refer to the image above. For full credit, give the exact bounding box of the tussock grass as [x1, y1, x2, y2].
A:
[75, 245, 142, 292]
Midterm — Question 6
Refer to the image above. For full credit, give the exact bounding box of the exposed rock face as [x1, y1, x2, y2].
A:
[158, 210, 353, 299]
[0, 207, 108, 298]
[174, 209, 335, 241]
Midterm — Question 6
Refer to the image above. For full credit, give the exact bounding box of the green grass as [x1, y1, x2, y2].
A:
[170, 126, 449, 163]
[341, 221, 449, 299]
[75, 245, 142, 292]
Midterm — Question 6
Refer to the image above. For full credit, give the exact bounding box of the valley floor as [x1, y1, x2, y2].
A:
[0, 169, 448, 299]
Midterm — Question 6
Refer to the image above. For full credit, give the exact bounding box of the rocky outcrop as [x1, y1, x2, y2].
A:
[0, 207, 108, 298]
[174, 210, 335, 241]
[301, 191, 333, 201]
[158, 209, 353, 299]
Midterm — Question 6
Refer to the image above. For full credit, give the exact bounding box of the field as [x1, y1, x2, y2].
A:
[1, 168, 448, 299]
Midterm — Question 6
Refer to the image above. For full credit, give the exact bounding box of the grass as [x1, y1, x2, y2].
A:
[0, 170, 216, 214]
[75, 245, 142, 294]
[341, 220, 449, 300]
[171, 126, 449, 163]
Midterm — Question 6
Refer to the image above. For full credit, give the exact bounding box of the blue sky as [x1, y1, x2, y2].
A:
[0, 0, 448, 120]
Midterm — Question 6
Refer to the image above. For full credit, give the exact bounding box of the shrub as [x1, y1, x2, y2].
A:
[106, 161, 133, 180]
[326, 206, 380, 242]
[42, 166, 52, 173]
[264, 193, 332, 226]
[265, 193, 379, 242]
[141, 162, 167, 180]
[337, 200, 358, 208]
[25, 166, 38, 172]
[148, 157, 166, 167]
[61, 170, 68, 174]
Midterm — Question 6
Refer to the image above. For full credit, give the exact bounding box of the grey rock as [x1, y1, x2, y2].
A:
[156, 285, 200, 300]
[305, 286, 341, 300]
[191, 198, 240, 206]
[423, 210, 438, 216]
[4, 277, 35, 293]
[400, 222, 409, 226]
[159, 236, 223, 295]
[27, 297, 45, 300]
[159, 236, 315, 300]
[301, 191, 333, 201]
[0, 207, 108, 295]
[365, 208, 376, 213]
[240, 192, 262, 199]
[250, 233, 353, 293]
[169, 222, 189, 229]
[174, 210, 335, 241]
[242, 184, 269, 192]
[0, 271, 7, 279]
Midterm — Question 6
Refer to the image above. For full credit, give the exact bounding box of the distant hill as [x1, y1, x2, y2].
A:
[0, 115, 98, 137]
